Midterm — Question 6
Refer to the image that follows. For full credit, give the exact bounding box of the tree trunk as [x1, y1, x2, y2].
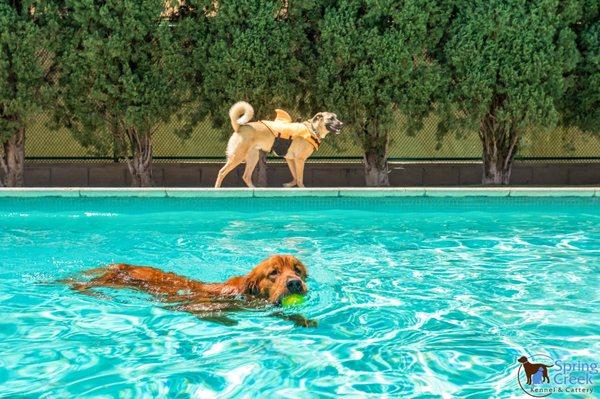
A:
[482, 151, 512, 184]
[1, 127, 25, 187]
[479, 113, 519, 185]
[252, 150, 268, 187]
[363, 133, 389, 187]
[124, 128, 154, 187]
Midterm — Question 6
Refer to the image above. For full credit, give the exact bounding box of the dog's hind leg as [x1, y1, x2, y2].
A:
[81, 266, 110, 276]
[242, 148, 260, 188]
[543, 369, 550, 383]
[56, 266, 112, 294]
[59, 278, 113, 300]
[215, 153, 245, 188]
[283, 156, 297, 187]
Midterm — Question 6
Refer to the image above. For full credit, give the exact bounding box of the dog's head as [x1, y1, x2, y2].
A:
[518, 356, 528, 364]
[243, 255, 308, 304]
[311, 112, 343, 137]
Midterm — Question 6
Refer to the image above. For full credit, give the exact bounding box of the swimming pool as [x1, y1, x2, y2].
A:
[1, 191, 598, 398]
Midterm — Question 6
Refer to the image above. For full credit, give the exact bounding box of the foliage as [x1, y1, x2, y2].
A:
[561, 0, 599, 134]
[436, 0, 581, 183]
[198, 0, 317, 127]
[441, 0, 580, 130]
[52, 0, 197, 184]
[4, 0, 598, 187]
[316, 0, 448, 185]
[0, 0, 44, 142]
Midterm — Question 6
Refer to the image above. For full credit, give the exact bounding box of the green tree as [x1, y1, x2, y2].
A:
[53, 0, 197, 186]
[316, 0, 447, 186]
[561, 0, 599, 134]
[0, 0, 44, 186]
[197, 0, 316, 186]
[438, 0, 580, 184]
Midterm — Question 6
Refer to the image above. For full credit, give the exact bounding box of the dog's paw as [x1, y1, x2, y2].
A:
[289, 315, 317, 328]
[295, 318, 318, 328]
[271, 311, 318, 327]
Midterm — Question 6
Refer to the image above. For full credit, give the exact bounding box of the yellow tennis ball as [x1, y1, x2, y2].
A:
[281, 294, 306, 307]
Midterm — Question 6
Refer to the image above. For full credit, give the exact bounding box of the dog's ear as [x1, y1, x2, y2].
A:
[312, 113, 323, 123]
[243, 267, 263, 296]
[291, 256, 308, 278]
[243, 256, 282, 296]
[243, 275, 259, 296]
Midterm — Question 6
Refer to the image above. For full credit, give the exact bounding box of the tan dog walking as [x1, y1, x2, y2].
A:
[215, 101, 343, 188]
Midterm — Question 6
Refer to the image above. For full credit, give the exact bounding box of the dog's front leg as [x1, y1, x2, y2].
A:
[284, 156, 297, 187]
[197, 313, 239, 326]
[169, 303, 241, 326]
[294, 158, 306, 188]
[270, 311, 317, 327]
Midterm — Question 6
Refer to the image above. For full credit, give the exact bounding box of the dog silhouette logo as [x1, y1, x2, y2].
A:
[516, 352, 598, 396]
[519, 356, 553, 384]
[517, 354, 555, 397]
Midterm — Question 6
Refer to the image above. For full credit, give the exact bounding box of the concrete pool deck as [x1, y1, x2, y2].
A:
[0, 187, 599, 197]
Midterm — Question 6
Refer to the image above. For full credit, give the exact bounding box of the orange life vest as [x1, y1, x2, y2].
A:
[259, 109, 321, 151]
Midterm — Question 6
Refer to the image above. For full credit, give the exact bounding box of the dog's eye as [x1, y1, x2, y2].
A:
[269, 270, 279, 278]
[294, 266, 303, 276]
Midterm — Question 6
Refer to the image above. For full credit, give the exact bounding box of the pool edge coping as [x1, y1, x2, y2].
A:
[0, 187, 598, 197]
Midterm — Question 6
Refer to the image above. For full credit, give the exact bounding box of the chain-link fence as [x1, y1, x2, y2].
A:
[22, 109, 600, 163]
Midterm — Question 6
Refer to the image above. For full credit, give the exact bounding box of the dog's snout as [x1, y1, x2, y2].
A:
[334, 120, 343, 133]
[287, 278, 303, 294]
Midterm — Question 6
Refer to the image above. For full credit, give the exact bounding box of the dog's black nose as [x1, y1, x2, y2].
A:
[287, 279, 303, 293]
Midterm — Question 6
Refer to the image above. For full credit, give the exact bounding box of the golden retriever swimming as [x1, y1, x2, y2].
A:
[215, 101, 343, 188]
[66, 255, 315, 327]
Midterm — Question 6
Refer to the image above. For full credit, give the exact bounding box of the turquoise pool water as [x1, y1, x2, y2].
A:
[0, 196, 598, 398]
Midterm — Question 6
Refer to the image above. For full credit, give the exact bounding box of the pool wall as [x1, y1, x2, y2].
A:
[20, 161, 600, 187]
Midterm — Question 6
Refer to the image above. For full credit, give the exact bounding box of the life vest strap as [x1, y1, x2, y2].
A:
[305, 135, 320, 151]
[303, 122, 322, 151]
[259, 120, 280, 137]
[260, 120, 320, 152]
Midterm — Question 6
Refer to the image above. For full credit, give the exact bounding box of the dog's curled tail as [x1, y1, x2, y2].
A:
[229, 101, 254, 132]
